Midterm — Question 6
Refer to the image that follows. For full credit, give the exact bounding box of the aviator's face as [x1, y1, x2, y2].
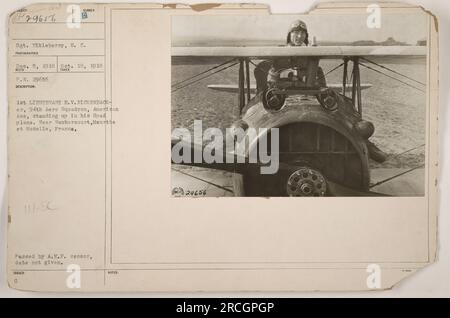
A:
[290, 29, 306, 46]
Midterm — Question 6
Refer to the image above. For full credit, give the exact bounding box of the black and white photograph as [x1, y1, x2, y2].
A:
[171, 11, 428, 197]
[2, 1, 446, 295]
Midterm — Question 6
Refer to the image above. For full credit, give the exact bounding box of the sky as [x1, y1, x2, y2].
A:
[172, 12, 428, 46]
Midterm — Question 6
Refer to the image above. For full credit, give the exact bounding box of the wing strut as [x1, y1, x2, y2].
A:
[351, 57, 362, 115]
[238, 58, 245, 115]
[342, 58, 349, 96]
[245, 58, 251, 103]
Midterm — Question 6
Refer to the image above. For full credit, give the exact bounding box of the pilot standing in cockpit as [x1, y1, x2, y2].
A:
[254, 19, 387, 163]
[254, 19, 326, 93]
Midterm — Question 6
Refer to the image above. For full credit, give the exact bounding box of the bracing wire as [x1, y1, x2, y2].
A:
[172, 61, 240, 93]
[172, 58, 237, 88]
[369, 164, 425, 189]
[369, 144, 425, 187]
[359, 62, 425, 92]
[387, 144, 425, 160]
[360, 57, 425, 86]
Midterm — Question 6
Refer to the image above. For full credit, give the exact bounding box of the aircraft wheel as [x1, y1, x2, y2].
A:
[239, 159, 330, 197]
[263, 88, 286, 111]
[285, 167, 327, 197]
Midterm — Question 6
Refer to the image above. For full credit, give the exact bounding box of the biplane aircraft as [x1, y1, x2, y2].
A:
[171, 45, 426, 197]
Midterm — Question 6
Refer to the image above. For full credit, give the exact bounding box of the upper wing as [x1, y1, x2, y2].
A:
[172, 45, 426, 63]
[172, 46, 427, 65]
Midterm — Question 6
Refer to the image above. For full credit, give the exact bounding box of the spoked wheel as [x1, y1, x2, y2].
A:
[286, 167, 327, 197]
[237, 160, 330, 197]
